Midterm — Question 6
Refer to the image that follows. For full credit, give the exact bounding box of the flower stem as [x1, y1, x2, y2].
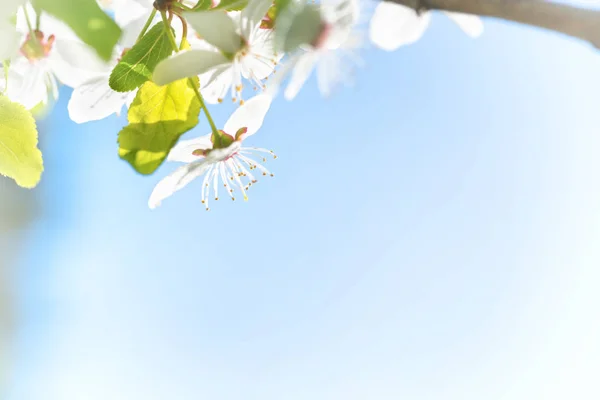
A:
[35, 10, 41, 31]
[175, 14, 188, 50]
[23, 6, 43, 53]
[136, 9, 158, 43]
[172, 2, 193, 11]
[190, 81, 219, 136]
[160, 10, 179, 53]
[160, 10, 220, 137]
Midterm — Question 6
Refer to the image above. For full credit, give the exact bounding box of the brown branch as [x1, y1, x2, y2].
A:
[388, 0, 600, 48]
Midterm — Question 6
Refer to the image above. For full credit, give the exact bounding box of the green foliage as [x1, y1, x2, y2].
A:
[118, 78, 201, 175]
[109, 23, 174, 93]
[274, 0, 292, 15]
[32, 0, 121, 61]
[213, 0, 250, 11]
[0, 96, 43, 188]
[192, 0, 213, 10]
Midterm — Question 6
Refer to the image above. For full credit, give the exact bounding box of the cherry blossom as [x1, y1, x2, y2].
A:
[153, 0, 280, 104]
[1, 3, 113, 110]
[0, 0, 24, 60]
[369, 2, 483, 51]
[270, 0, 363, 100]
[149, 94, 275, 210]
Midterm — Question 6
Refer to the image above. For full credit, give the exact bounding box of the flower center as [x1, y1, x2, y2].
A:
[20, 31, 55, 62]
[192, 127, 248, 158]
[311, 22, 333, 50]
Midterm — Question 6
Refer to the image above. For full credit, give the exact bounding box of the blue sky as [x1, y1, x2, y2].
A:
[5, 9, 600, 400]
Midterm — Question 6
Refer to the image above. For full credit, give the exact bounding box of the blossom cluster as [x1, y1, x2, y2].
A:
[0, 0, 482, 209]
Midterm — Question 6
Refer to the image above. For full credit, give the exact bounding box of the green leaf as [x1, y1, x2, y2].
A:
[212, 0, 249, 11]
[109, 23, 174, 93]
[32, 0, 121, 61]
[0, 96, 43, 188]
[118, 78, 201, 175]
[192, 0, 212, 10]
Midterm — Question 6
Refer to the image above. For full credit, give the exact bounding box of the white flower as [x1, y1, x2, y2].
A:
[149, 94, 276, 210]
[271, 0, 363, 100]
[369, 2, 483, 51]
[0, 0, 24, 60]
[67, 1, 199, 123]
[66, 14, 144, 124]
[1, 3, 112, 109]
[66, 46, 137, 123]
[153, 0, 280, 104]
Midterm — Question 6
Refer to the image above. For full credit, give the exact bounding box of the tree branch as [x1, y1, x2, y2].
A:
[388, 0, 600, 48]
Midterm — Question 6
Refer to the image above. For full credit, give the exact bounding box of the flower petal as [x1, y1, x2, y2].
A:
[148, 160, 211, 209]
[224, 94, 272, 138]
[118, 13, 155, 48]
[444, 12, 484, 38]
[369, 3, 431, 51]
[183, 11, 243, 54]
[50, 39, 113, 88]
[3, 59, 51, 109]
[241, 0, 272, 38]
[67, 75, 130, 123]
[0, 21, 20, 60]
[284, 52, 318, 100]
[153, 50, 230, 86]
[167, 134, 214, 163]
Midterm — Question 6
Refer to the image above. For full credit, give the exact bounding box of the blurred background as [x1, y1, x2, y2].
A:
[1, 9, 600, 400]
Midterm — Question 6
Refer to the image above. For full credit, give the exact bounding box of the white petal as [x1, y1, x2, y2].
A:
[284, 52, 318, 100]
[167, 134, 214, 163]
[148, 161, 211, 209]
[0, 22, 20, 60]
[0, 0, 23, 18]
[113, 0, 149, 27]
[49, 39, 113, 88]
[241, 29, 278, 80]
[118, 13, 154, 48]
[369, 3, 431, 51]
[199, 65, 235, 103]
[153, 50, 229, 86]
[183, 11, 243, 54]
[4, 59, 50, 109]
[125, 91, 137, 109]
[224, 94, 272, 138]
[240, 0, 272, 38]
[16, 4, 78, 39]
[444, 12, 484, 38]
[316, 51, 341, 97]
[67, 75, 130, 123]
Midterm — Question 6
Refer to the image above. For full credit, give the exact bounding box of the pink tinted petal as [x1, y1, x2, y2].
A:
[167, 134, 214, 163]
[223, 94, 272, 138]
